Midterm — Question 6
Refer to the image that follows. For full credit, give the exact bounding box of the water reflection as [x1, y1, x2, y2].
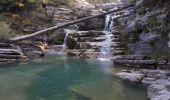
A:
[0, 56, 147, 100]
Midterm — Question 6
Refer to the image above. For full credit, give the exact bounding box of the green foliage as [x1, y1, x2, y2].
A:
[53, 0, 76, 6]
[147, 51, 162, 61]
[48, 33, 64, 44]
[146, 49, 170, 61]
[160, 30, 168, 38]
[0, 0, 49, 13]
[0, 22, 14, 42]
[0, 0, 26, 12]
[159, 50, 170, 60]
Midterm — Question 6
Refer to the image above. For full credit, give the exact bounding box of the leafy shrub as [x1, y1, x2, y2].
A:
[146, 51, 161, 60]
[48, 33, 64, 44]
[146, 49, 170, 61]
[0, 0, 26, 12]
[0, 0, 49, 13]
[0, 22, 13, 42]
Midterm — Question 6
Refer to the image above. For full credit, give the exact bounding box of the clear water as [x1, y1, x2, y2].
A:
[0, 56, 147, 100]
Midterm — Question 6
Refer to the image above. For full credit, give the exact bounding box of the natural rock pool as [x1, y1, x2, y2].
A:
[0, 56, 147, 100]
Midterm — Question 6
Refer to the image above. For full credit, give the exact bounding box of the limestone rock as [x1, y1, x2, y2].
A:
[140, 32, 161, 42]
[116, 71, 145, 83]
[142, 77, 156, 85]
[74, 0, 94, 8]
[128, 41, 153, 54]
[148, 79, 170, 100]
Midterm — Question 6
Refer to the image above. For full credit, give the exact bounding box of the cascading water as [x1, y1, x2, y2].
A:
[62, 30, 69, 50]
[104, 15, 113, 32]
[99, 14, 113, 61]
[59, 29, 70, 54]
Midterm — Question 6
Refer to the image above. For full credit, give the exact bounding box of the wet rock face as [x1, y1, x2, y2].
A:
[65, 29, 127, 58]
[116, 0, 170, 55]
[66, 31, 106, 49]
[136, 0, 168, 7]
[128, 41, 153, 54]
[139, 32, 161, 42]
[52, 6, 78, 26]
[78, 9, 104, 31]
[74, 0, 94, 8]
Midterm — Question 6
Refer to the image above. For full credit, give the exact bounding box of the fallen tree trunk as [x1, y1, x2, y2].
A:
[10, 4, 135, 42]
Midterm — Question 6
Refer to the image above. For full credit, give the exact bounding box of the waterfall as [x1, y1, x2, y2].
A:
[58, 29, 71, 55]
[99, 14, 113, 61]
[62, 30, 69, 50]
[104, 15, 113, 32]
[58, 29, 70, 55]
[46, 30, 69, 55]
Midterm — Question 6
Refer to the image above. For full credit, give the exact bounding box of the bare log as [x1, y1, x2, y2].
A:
[10, 4, 135, 42]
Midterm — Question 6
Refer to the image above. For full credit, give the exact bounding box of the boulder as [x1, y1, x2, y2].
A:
[116, 71, 145, 83]
[142, 77, 156, 85]
[148, 79, 170, 100]
[140, 32, 161, 42]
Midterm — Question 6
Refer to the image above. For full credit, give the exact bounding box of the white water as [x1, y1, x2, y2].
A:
[58, 29, 70, 55]
[99, 15, 113, 61]
[104, 15, 113, 32]
[62, 30, 69, 50]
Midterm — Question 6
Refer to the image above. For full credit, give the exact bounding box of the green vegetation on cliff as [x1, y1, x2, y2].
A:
[0, 22, 14, 42]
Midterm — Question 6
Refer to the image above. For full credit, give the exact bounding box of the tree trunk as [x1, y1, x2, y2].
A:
[10, 4, 136, 42]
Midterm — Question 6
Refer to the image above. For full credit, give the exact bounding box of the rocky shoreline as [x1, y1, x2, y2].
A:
[115, 69, 170, 100]
[0, 0, 169, 99]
